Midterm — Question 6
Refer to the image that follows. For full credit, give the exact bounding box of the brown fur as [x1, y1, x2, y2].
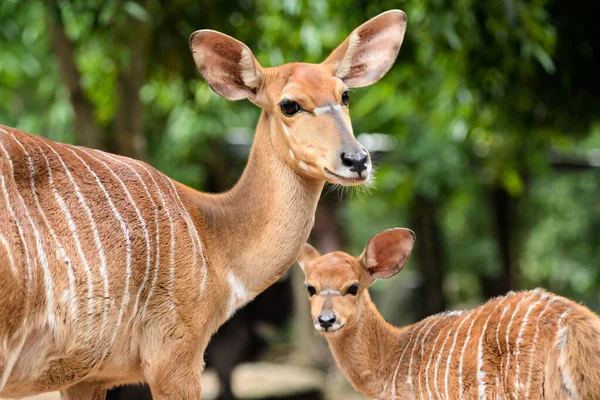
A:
[0, 10, 407, 400]
[298, 229, 600, 399]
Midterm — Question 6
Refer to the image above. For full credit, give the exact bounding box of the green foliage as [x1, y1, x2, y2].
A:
[0, 0, 598, 315]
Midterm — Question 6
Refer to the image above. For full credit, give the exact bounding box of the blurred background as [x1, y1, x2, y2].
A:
[1, 0, 598, 399]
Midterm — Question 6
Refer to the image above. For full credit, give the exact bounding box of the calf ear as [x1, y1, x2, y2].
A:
[297, 243, 321, 273]
[322, 10, 407, 88]
[360, 228, 415, 282]
[190, 30, 264, 102]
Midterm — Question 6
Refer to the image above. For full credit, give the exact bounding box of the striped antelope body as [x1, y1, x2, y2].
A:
[0, 10, 408, 400]
[298, 228, 600, 400]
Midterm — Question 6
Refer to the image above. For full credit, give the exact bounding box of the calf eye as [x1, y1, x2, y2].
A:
[280, 100, 301, 116]
[307, 285, 317, 297]
[341, 91, 350, 106]
[346, 283, 359, 296]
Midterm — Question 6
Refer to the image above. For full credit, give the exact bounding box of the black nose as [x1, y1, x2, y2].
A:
[318, 313, 337, 329]
[341, 151, 369, 174]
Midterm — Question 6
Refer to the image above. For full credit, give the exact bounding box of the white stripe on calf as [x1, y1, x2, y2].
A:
[157, 174, 178, 314]
[458, 307, 484, 399]
[513, 293, 546, 399]
[417, 318, 443, 399]
[524, 298, 556, 398]
[445, 310, 475, 398]
[13, 136, 78, 322]
[390, 322, 419, 399]
[433, 318, 456, 400]
[0, 140, 56, 330]
[424, 320, 447, 400]
[37, 142, 95, 334]
[67, 146, 132, 357]
[556, 310, 579, 400]
[407, 317, 436, 387]
[477, 301, 503, 400]
[503, 294, 532, 392]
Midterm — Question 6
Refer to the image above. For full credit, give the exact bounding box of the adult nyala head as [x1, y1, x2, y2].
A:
[190, 10, 407, 186]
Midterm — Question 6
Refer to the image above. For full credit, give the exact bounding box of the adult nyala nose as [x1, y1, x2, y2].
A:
[318, 313, 337, 329]
[341, 150, 369, 174]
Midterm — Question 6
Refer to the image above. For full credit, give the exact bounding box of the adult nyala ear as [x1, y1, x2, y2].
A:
[360, 228, 415, 284]
[322, 10, 407, 88]
[297, 243, 321, 273]
[190, 30, 264, 103]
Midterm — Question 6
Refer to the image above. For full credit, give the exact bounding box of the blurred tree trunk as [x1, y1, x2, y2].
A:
[114, 13, 150, 160]
[411, 196, 447, 320]
[480, 187, 517, 298]
[45, 1, 104, 150]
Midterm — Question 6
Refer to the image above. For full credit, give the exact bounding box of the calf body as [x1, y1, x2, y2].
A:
[298, 229, 600, 399]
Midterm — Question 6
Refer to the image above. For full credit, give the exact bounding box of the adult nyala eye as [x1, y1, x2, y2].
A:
[280, 100, 301, 116]
[346, 283, 359, 296]
[341, 91, 350, 107]
[307, 285, 317, 297]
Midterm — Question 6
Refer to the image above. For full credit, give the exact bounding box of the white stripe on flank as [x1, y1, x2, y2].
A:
[12, 136, 78, 322]
[49, 144, 110, 339]
[407, 317, 436, 387]
[37, 142, 95, 332]
[417, 318, 443, 399]
[424, 320, 447, 400]
[458, 307, 484, 399]
[227, 271, 251, 315]
[433, 317, 457, 400]
[0, 174, 34, 325]
[513, 292, 546, 399]
[0, 233, 17, 276]
[556, 310, 579, 400]
[524, 298, 556, 398]
[477, 301, 503, 400]
[133, 160, 176, 315]
[99, 153, 157, 325]
[0, 328, 27, 392]
[66, 146, 132, 356]
[157, 174, 178, 313]
[83, 149, 149, 330]
[0, 140, 56, 329]
[162, 176, 208, 291]
[444, 310, 475, 398]
[390, 324, 419, 399]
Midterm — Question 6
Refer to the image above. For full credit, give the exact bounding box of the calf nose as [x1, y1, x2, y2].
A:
[318, 313, 337, 329]
[341, 151, 369, 174]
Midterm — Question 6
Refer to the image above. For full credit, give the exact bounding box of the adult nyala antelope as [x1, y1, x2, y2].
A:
[298, 229, 600, 399]
[0, 10, 407, 399]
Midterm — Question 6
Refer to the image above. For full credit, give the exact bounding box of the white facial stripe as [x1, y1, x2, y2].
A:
[313, 105, 332, 115]
[319, 289, 341, 296]
[289, 150, 295, 159]
[299, 161, 309, 171]
[282, 123, 292, 137]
